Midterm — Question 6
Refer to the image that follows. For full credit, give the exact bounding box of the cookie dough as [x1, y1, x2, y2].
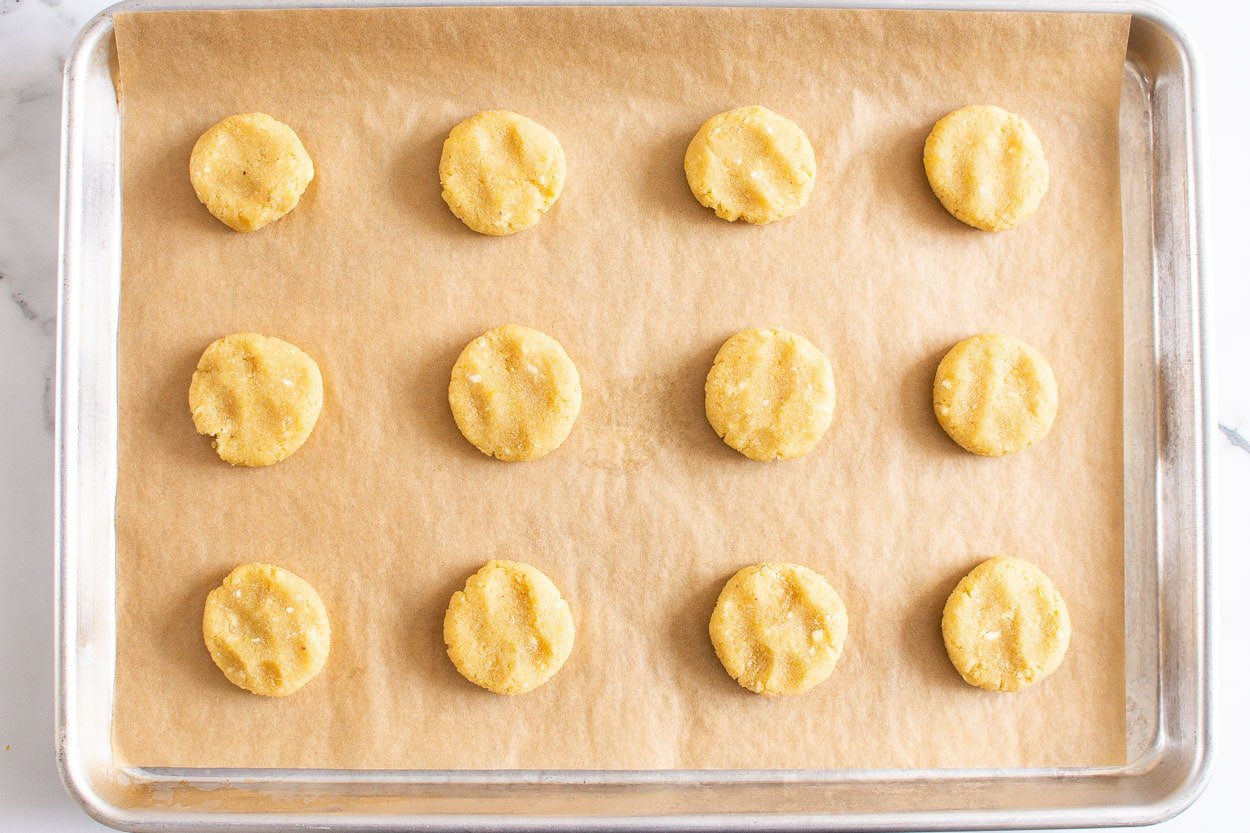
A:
[942, 556, 1071, 692]
[684, 105, 817, 225]
[443, 560, 576, 695]
[439, 110, 566, 235]
[933, 332, 1058, 457]
[448, 325, 581, 462]
[189, 333, 324, 467]
[923, 104, 1049, 231]
[202, 563, 332, 697]
[189, 113, 315, 232]
[704, 327, 836, 461]
[709, 563, 849, 696]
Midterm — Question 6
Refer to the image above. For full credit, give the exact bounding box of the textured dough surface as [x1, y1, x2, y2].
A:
[705, 327, 836, 461]
[189, 332, 324, 467]
[933, 332, 1057, 457]
[202, 563, 332, 697]
[923, 104, 1049, 231]
[444, 560, 576, 695]
[189, 113, 314, 232]
[942, 556, 1071, 692]
[710, 563, 849, 696]
[448, 325, 582, 462]
[439, 110, 566, 235]
[684, 105, 817, 224]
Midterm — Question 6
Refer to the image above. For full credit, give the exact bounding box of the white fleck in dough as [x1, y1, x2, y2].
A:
[202, 563, 331, 697]
[448, 325, 581, 462]
[709, 563, 848, 695]
[188, 333, 323, 467]
[443, 560, 575, 694]
[705, 327, 836, 461]
[439, 110, 566, 236]
[189, 113, 314, 232]
[923, 104, 1049, 231]
[933, 332, 1058, 456]
[684, 105, 816, 224]
[942, 556, 1070, 692]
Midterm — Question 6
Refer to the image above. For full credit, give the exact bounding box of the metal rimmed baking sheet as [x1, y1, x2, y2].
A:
[56, 1, 1212, 829]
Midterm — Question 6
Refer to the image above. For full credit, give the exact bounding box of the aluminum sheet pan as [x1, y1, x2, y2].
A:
[55, 1, 1212, 829]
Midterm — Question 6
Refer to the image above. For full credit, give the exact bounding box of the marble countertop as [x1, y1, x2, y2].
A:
[1, 0, 1245, 830]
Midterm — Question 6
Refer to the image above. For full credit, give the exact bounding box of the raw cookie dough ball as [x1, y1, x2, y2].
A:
[448, 325, 581, 462]
[189, 113, 315, 232]
[189, 332, 324, 467]
[443, 560, 576, 695]
[439, 110, 567, 235]
[710, 563, 849, 696]
[705, 327, 836, 461]
[942, 556, 1071, 692]
[933, 332, 1058, 457]
[684, 105, 817, 225]
[923, 104, 1049, 231]
[202, 563, 332, 697]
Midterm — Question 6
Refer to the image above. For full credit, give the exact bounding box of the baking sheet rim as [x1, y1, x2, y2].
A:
[54, 0, 1213, 827]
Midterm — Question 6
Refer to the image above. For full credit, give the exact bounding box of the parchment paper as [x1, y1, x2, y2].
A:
[112, 6, 1129, 770]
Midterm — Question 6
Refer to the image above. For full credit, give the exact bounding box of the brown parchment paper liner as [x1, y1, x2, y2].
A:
[112, 6, 1129, 770]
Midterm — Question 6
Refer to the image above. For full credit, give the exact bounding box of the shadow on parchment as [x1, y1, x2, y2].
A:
[388, 124, 480, 242]
[404, 564, 497, 698]
[167, 570, 242, 696]
[669, 334, 733, 460]
[638, 125, 720, 227]
[152, 132, 227, 237]
[154, 343, 215, 466]
[871, 118, 981, 236]
[899, 343, 967, 461]
[666, 567, 745, 696]
[900, 557, 982, 694]
[405, 334, 490, 464]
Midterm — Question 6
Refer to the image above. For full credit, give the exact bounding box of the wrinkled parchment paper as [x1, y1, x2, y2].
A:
[112, 6, 1129, 770]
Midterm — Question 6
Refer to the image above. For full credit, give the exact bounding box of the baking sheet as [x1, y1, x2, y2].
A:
[111, 6, 1129, 770]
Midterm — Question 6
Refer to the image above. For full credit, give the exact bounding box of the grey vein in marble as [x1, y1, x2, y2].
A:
[4, 280, 40, 321]
[0, 0, 89, 439]
[1220, 424, 1250, 455]
[0, 0, 87, 329]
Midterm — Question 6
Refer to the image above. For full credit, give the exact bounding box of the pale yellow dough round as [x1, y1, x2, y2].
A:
[923, 104, 1049, 231]
[709, 563, 849, 696]
[705, 327, 836, 461]
[189, 333, 324, 467]
[439, 110, 566, 236]
[444, 560, 576, 695]
[189, 113, 314, 232]
[202, 563, 332, 697]
[933, 332, 1058, 457]
[448, 325, 582, 462]
[684, 105, 816, 225]
[942, 556, 1071, 692]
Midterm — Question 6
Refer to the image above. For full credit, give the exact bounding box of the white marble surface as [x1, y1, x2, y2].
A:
[0, 0, 1245, 829]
